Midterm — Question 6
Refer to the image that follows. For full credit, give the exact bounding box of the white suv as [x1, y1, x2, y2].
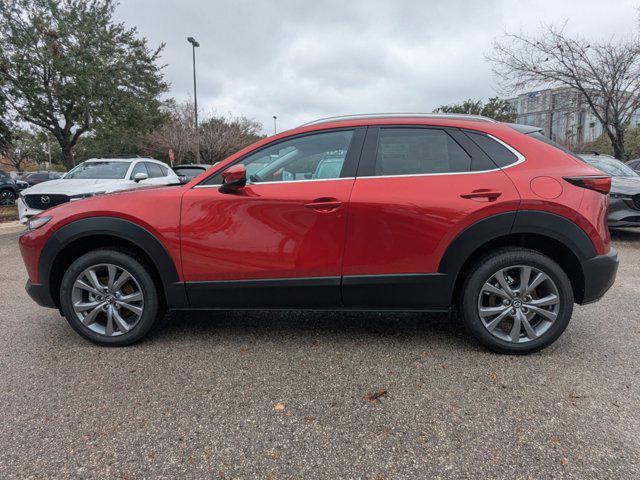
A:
[17, 158, 180, 223]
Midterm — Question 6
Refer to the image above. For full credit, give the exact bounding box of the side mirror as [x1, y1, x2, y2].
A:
[134, 172, 148, 183]
[219, 164, 246, 193]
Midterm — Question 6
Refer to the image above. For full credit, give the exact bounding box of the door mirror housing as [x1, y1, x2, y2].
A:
[219, 164, 247, 193]
[133, 172, 148, 183]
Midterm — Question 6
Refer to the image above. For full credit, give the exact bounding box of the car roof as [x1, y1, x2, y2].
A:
[86, 157, 151, 162]
[579, 154, 617, 162]
[84, 157, 169, 166]
[299, 113, 497, 128]
[174, 164, 209, 168]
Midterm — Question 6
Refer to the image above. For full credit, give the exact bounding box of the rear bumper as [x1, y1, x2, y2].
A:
[25, 280, 56, 309]
[580, 248, 618, 304]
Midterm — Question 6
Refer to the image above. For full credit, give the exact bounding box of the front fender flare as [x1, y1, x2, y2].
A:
[40, 217, 188, 308]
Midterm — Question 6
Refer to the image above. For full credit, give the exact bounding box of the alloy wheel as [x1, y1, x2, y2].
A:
[71, 263, 144, 337]
[477, 265, 560, 344]
[0, 189, 16, 206]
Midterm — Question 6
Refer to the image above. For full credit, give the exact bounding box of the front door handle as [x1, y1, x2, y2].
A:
[460, 189, 502, 201]
[304, 197, 343, 212]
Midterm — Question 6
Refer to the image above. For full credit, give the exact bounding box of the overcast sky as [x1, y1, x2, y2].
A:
[116, 0, 638, 133]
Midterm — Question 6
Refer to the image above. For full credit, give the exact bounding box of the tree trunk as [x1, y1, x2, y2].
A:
[605, 127, 626, 160]
[60, 145, 74, 169]
[612, 128, 625, 160]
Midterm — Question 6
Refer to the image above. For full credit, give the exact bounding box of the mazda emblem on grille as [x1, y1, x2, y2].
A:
[40, 195, 50, 204]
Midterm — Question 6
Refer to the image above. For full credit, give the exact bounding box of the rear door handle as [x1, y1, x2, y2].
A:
[460, 190, 502, 201]
[304, 197, 343, 212]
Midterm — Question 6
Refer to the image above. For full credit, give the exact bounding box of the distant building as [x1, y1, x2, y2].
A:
[507, 87, 640, 147]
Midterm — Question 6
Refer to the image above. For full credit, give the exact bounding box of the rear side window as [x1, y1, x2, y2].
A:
[465, 132, 518, 168]
[375, 128, 471, 176]
[145, 162, 164, 178]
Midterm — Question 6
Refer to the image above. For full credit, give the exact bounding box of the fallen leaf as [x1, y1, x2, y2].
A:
[364, 389, 388, 403]
[274, 402, 285, 411]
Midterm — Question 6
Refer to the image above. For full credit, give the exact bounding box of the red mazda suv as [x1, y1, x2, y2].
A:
[19, 114, 618, 354]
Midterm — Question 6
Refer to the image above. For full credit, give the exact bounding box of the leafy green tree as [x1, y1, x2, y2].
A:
[0, 0, 168, 168]
[434, 96, 517, 122]
[0, 91, 11, 152]
[1, 128, 57, 171]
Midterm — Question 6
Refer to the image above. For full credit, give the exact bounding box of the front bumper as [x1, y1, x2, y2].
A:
[17, 197, 42, 224]
[608, 198, 640, 228]
[580, 248, 619, 304]
[25, 280, 56, 309]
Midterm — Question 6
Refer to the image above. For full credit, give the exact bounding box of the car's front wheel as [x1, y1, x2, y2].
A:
[0, 188, 16, 205]
[60, 249, 164, 346]
[459, 248, 574, 355]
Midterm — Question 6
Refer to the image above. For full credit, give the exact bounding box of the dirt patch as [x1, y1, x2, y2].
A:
[0, 205, 18, 223]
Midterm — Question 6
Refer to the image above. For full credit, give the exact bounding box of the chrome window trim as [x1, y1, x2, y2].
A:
[193, 177, 356, 188]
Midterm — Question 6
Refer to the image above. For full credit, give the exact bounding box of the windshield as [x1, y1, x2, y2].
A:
[585, 157, 639, 177]
[65, 161, 131, 179]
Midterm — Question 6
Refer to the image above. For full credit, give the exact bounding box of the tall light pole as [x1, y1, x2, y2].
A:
[273, 115, 277, 135]
[187, 36, 200, 162]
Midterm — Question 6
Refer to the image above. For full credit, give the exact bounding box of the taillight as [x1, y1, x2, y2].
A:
[563, 176, 611, 194]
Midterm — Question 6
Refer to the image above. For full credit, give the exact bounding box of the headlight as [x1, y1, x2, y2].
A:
[69, 191, 106, 201]
[26, 215, 52, 231]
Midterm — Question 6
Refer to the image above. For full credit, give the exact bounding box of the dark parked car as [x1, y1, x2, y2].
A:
[580, 154, 640, 228]
[23, 171, 62, 186]
[627, 158, 640, 172]
[172, 164, 211, 184]
[0, 170, 19, 205]
[20, 114, 617, 354]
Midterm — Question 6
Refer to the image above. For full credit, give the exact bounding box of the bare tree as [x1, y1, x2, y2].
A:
[138, 102, 196, 164]
[199, 115, 263, 164]
[489, 24, 640, 159]
[139, 101, 263, 165]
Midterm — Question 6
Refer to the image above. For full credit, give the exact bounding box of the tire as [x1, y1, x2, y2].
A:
[0, 188, 16, 206]
[59, 249, 164, 346]
[459, 247, 574, 355]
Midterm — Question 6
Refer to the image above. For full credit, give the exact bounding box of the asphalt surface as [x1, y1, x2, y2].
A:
[0, 225, 639, 479]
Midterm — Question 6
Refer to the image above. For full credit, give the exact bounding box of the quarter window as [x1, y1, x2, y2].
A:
[466, 131, 518, 168]
[374, 128, 471, 176]
[203, 130, 354, 185]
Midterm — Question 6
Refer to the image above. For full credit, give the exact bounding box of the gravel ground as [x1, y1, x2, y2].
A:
[0, 226, 639, 479]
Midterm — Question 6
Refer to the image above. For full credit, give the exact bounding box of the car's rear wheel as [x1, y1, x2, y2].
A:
[60, 249, 164, 346]
[459, 248, 574, 355]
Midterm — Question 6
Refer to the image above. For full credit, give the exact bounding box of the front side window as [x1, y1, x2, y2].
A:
[65, 161, 131, 179]
[203, 130, 354, 185]
[130, 162, 148, 179]
[374, 128, 471, 176]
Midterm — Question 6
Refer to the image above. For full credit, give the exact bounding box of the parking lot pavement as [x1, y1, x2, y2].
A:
[0, 229, 639, 479]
